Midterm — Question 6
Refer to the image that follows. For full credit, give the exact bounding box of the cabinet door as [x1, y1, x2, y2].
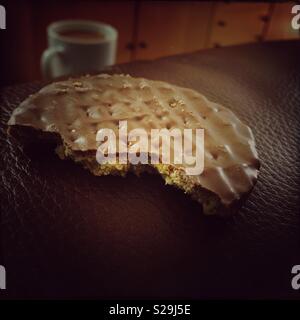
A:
[208, 2, 270, 47]
[266, 2, 300, 40]
[0, 0, 36, 84]
[135, 1, 213, 60]
[31, 0, 135, 78]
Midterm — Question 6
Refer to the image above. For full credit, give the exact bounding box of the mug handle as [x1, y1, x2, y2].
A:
[41, 47, 64, 79]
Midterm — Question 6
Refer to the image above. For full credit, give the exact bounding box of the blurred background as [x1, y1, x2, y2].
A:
[0, 0, 299, 87]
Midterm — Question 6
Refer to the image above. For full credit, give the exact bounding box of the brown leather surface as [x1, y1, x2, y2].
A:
[0, 41, 300, 299]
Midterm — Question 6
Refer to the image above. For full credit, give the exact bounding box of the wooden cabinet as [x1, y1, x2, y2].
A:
[1, 1, 299, 85]
[0, 0, 37, 85]
[134, 1, 299, 60]
[135, 1, 213, 60]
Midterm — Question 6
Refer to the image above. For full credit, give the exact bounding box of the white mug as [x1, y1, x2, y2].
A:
[41, 20, 118, 79]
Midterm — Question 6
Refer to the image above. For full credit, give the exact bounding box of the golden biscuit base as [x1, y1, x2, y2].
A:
[8, 74, 260, 215]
